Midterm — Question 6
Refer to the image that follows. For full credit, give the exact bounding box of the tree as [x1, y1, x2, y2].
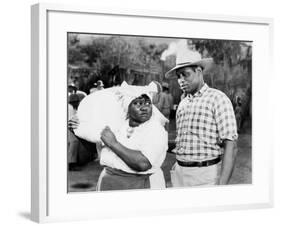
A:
[192, 39, 252, 93]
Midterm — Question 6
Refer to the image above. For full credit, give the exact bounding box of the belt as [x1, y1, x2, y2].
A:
[177, 156, 221, 167]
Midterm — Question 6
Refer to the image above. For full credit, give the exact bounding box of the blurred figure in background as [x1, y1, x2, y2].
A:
[68, 93, 80, 119]
[154, 82, 174, 120]
[68, 82, 87, 98]
[68, 83, 77, 95]
[154, 82, 173, 131]
[68, 88, 87, 171]
[90, 80, 104, 93]
[68, 93, 81, 171]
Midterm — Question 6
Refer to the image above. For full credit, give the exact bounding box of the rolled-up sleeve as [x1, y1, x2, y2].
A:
[214, 94, 238, 142]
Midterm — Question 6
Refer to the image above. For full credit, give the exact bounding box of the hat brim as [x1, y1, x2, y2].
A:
[165, 58, 213, 79]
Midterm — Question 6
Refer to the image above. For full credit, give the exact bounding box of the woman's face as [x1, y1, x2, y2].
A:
[128, 95, 152, 124]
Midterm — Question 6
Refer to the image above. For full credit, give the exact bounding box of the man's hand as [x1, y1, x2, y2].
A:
[100, 126, 118, 148]
[68, 114, 79, 130]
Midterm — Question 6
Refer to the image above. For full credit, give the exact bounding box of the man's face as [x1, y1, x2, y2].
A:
[176, 66, 202, 94]
[128, 95, 152, 124]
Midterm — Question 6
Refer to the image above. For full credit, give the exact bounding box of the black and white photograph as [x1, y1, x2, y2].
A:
[29, 2, 276, 223]
[67, 33, 252, 192]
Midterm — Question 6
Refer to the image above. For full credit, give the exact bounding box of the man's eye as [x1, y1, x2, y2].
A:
[183, 72, 190, 77]
[177, 72, 188, 78]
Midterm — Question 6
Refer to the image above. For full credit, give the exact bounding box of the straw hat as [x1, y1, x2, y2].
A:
[165, 48, 213, 79]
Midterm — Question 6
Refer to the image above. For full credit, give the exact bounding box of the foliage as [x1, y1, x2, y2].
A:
[192, 39, 252, 92]
[67, 34, 252, 113]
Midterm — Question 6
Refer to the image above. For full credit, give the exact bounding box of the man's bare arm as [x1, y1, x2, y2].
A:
[219, 140, 238, 185]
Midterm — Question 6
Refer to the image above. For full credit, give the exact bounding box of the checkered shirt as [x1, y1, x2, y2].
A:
[173, 83, 238, 161]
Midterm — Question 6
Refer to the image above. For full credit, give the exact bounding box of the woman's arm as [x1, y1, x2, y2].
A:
[100, 127, 152, 172]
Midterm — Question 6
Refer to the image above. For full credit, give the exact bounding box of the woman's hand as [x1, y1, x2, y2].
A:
[100, 126, 118, 148]
[68, 114, 79, 130]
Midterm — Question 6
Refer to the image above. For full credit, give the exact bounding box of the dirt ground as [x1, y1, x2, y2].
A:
[68, 119, 252, 192]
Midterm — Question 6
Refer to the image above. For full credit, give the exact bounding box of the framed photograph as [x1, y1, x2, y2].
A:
[31, 3, 273, 223]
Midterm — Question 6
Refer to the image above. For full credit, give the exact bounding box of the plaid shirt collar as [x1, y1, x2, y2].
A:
[187, 83, 209, 99]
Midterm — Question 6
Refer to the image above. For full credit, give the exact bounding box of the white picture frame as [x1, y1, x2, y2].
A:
[31, 3, 274, 223]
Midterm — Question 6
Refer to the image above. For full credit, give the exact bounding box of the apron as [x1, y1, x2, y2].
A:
[149, 168, 166, 189]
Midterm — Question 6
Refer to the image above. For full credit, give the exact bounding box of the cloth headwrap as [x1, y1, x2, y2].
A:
[118, 81, 157, 110]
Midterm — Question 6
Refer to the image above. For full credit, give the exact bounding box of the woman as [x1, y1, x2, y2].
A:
[69, 93, 168, 191]
[97, 94, 168, 191]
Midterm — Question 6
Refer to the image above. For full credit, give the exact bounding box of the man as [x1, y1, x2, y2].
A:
[165, 47, 238, 187]
[69, 94, 168, 191]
